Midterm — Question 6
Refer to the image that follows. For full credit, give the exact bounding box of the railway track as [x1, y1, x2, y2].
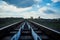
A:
[0, 20, 60, 40]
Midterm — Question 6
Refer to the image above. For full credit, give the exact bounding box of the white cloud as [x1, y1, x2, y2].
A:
[35, 0, 42, 2]
[51, 0, 60, 3]
[46, 3, 51, 6]
[0, 1, 32, 18]
[0, 1, 60, 19]
[36, 6, 60, 19]
[20, 11, 39, 18]
[0, 1, 32, 13]
[19, 6, 60, 19]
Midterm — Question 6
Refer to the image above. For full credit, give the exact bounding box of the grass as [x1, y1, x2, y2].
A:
[30, 19, 60, 32]
[0, 18, 23, 28]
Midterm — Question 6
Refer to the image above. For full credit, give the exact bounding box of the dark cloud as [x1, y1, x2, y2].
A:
[52, 2, 60, 8]
[3, 0, 35, 8]
[44, 9, 55, 14]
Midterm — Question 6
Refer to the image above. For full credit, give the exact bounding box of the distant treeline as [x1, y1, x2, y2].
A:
[0, 18, 24, 27]
[0, 17, 24, 23]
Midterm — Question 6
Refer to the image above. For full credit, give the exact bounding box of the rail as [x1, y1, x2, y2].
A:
[28, 20, 60, 40]
[11, 22, 25, 40]
[0, 20, 24, 38]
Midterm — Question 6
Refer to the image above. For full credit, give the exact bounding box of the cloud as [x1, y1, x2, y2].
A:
[0, 1, 32, 13]
[20, 11, 39, 18]
[0, 0, 60, 19]
[43, 9, 55, 14]
[0, 1, 32, 18]
[3, 0, 34, 8]
[51, 0, 60, 3]
[52, 2, 60, 9]
[20, 6, 60, 19]
[36, 6, 60, 19]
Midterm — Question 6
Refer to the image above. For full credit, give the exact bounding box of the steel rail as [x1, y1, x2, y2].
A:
[0, 20, 24, 39]
[28, 20, 60, 40]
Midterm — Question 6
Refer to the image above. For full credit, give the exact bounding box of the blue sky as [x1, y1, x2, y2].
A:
[0, 0, 60, 19]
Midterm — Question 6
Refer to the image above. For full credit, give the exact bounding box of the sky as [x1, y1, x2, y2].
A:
[0, 0, 60, 19]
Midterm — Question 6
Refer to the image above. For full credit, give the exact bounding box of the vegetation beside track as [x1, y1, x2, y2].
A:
[29, 18, 60, 32]
[0, 18, 24, 28]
